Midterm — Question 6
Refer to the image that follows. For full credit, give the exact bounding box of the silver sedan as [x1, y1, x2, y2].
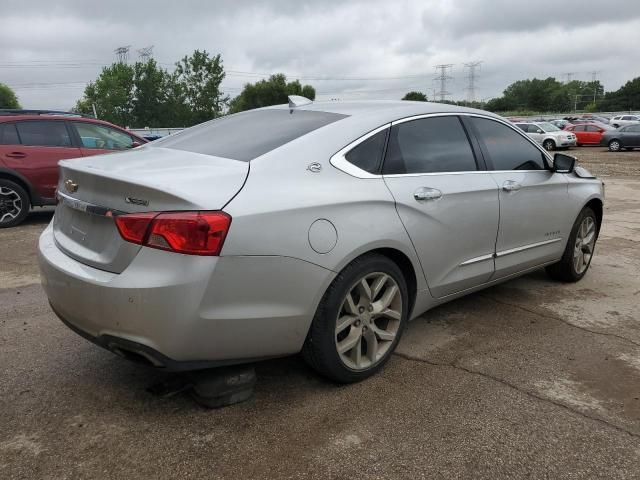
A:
[38, 99, 604, 383]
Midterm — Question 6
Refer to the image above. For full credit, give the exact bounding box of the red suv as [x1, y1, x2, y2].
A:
[0, 110, 147, 227]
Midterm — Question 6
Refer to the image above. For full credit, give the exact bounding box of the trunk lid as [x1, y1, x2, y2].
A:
[53, 146, 249, 273]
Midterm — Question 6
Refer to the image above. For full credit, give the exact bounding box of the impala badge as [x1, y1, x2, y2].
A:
[64, 179, 78, 193]
[125, 197, 149, 206]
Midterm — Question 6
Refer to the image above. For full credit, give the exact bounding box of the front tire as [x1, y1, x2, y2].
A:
[546, 207, 598, 282]
[303, 253, 409, 383]
[608, 139, 621, 152]
[0, 179, 30, 228]
[543, 139, 556, 151]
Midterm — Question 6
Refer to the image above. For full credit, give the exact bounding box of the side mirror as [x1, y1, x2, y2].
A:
[130, 141, 142, 148]
[536, 129, 543, 134]
[552, 153, 576, 173]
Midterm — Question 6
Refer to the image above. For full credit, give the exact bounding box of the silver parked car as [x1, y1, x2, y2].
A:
[38, 100, 604, 383]
[514, 121, 577, 151]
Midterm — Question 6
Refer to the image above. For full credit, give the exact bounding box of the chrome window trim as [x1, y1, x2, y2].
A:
[329, 112, 553, 179]
[329, 123, 391, 179]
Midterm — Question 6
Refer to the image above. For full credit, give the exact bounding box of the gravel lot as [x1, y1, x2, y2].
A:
[1, 150, 639, 479]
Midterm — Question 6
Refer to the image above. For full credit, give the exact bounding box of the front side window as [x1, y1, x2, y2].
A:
[470, 117, 546, 171]
[74, 122, 134, 150]
[585, 125, 600, 132]
[382, 116, 477, 175]
[344, 129, 387, 174]
[15, 121, 71, 147]
[573, 125, 586, 132]
[626, 125, 640, 133]
[0, 123, 20, 145]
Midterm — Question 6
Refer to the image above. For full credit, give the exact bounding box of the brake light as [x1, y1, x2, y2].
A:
[115, 211, 231, 256]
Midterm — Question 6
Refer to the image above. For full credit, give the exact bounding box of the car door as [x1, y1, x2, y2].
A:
[569, 125, 583, 144]
[584, 125, 599, 144]
[381, 115, 499, 298]
[467, 116, 571, 279]
[622, 124, 640, 146]
[4, 120, 82, 200]
[526, 124, 544, 144]
[71, 121, 137, 157]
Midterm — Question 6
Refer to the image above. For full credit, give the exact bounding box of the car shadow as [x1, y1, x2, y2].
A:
[24, 208, 55, 226]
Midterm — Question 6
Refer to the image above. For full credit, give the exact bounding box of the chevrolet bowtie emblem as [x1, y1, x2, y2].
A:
[64, 179, 78, 193]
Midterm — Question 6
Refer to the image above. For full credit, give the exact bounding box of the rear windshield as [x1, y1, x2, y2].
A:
[153, 109, 347, 161]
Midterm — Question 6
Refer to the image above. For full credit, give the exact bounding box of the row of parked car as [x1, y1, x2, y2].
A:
[509, 114, 640, 152]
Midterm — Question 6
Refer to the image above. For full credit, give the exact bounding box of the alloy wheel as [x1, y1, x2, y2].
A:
[0, 187, 22, 224]
[543, 140, 555, 151]
[574, 216, 596, 275]
[609, 140, 621, 152]
[335, 272, 403, 370]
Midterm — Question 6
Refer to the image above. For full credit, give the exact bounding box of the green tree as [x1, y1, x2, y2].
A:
[228, 74, 316, 113]
[174, 50, 227, 125]
[600, 77, 640, 111]
[0, 83, 20, 109]
[131, 59, 179, 127]
[75, 63, 135, 126]
[402, 91, 428, 101]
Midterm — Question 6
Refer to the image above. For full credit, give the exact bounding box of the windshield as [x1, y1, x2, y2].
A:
[539, 122, 561, 132]
[153, 109, 348, 161]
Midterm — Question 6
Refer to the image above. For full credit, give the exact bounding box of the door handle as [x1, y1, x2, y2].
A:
[414, 187, 443, 201]
[6, 152, 26, 159]
[502, 180, 522, 192]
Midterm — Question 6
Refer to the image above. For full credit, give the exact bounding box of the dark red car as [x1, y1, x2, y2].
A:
[0, 110, 146, 227]
[565, 123, 614, 146]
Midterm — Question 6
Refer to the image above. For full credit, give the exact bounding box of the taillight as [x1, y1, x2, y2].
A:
[115, 211, 231, 256]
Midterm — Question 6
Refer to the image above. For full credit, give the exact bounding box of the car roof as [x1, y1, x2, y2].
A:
[266, 100, 502, 123]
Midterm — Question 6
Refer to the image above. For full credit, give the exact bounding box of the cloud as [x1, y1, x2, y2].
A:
[0, 0, 638, 111]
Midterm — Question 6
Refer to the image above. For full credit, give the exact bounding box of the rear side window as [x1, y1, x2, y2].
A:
[15, 121, 71, 147]
[345, 129, 388, 174]
[515, 124, 527, 132]
[154, 109, 347, 161]
[585, 125, 600, 132]
[0, 123, 20, 145]
[470, 117, 546, 171]
[73, 122, 134, 150]
[382, 116, 477, 174]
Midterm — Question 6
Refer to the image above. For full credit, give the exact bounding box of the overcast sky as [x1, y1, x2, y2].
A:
[2, 0, 639, 110]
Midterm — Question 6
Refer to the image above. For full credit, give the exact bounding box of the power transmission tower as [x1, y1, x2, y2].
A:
[114, 45, 131, 64]
[464, 61, 482, 103]
[589, 70, 602, 103]
[137, 46, 154, 62]
[563, 72, 576, 83]
[433, 64, 454, 102]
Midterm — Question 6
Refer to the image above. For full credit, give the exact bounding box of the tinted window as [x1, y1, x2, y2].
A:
[74, 122, 134, 150]
[470, 117, 546, 171]
[573, 125, 586, 132]
[515, 124, 527, 132]
[382, 116, 477, 174]
[0, 123, 20, 145]
[16, 121, 71, 147]
[622, 116, 633, 120]
[626, 125, 640, 133]
[585, 125, 600, 132]
[155, 109, 347, 161]
[345, 129, 387, 174]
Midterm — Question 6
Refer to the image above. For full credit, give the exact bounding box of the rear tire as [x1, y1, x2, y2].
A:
[608, 140, 621, 152]
[543, 139, 556, 151]
[302, 253, 409, 383]
[546, 207, 598, 282]
[0, 179, 30, 228]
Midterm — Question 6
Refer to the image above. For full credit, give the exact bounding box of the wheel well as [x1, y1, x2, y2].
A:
[0, 172, 33, 206]
[585, 199, 603, 232]
[370, 247, 418, 317]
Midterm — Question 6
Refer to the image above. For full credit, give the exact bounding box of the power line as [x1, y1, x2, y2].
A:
[433, 64, 454, 102]
[464, 61, 482, 103]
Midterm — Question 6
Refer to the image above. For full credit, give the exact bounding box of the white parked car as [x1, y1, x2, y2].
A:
[514, 122, 576, 151]
[609, 115, 640, 129]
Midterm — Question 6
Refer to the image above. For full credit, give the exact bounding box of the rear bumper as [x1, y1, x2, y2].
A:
[38, 223, 334, 369]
